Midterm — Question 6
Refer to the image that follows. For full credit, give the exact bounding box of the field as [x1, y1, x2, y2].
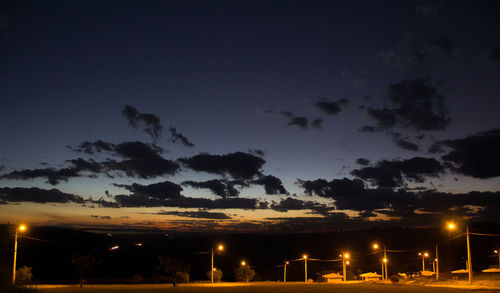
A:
[32, 282, 500, 293]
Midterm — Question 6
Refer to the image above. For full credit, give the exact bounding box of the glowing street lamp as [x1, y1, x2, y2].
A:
[419, 252, 429, 272]
[241, 260, 246, 266]
[283, 260, 289, 283]
[12, 225, 26, 284]
[494, 250, 500, 268]
[342, 253, 350, 282]
[372, 243, 387, 281]
[303, 254, 308, 283]
[447, 222, 472, 284]
[211, 244, 224, 283]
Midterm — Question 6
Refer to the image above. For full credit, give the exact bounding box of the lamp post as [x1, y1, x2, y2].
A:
[448, 222, 472, 284]
[435, 244, 439, 281]
[419, 252, 429, 272]
[211, 244, 224, 283]
[12, 225, 26, 284]
[283, 260, 289, 283]
[372, 243, 387, 280]
[342, 253, 349, 282]
[494, 250, 500, 268]
[303, 255, 308, 283]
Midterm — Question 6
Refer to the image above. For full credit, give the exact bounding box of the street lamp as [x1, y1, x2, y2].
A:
[283, 260, 289, 283]
[418, 252, 429, 272]
[342, 253, 350, 282]
[303, 254, 308, 283]
[372, 243, 387, 281]
[494, 250, 500, 268]
[241, 261, 246, 266]
[13, 224, 26, 284]
[447, 222, 472, 284]
[211, 244, 224, 283]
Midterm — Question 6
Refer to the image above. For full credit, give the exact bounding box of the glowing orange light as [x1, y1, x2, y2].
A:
[383, 258, 388, 263]
[447, 222, 456, 230]
[373, 243, 379, 250]
[303, 254, 308, 259]
[218, 245, 224, 251]
[344, 253, 350, 259]
[424, 252, 429, 257]
[495, 250, 499, 254]
[109, 245, 119, 251]
[241, 261, 246, 266]
[213, 268, 217, 271]
[19, 225, 26, 231]
[286, 261, 289, 265]
[346, 261, 350, 265]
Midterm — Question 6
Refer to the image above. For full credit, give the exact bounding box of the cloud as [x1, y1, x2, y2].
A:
[152, 209, 231, 219]
[248, 149, 265, 156]
[438, 128, 500, 179]
[263, 110, 310, 129]
[355, 158, 370, 166]
[487, 46, 500, 64]
[416, 1, 438, 16]
[110, 194, 263, 209]
[104, 141, 180, 179]
[391, 132, 419, 151]
[71, 140, 114, 154]
[0, 158, 103, 185]
[311, 119, 323, 129]
[90, 215, 112, 220]
[431, 37, 456, 54]
[364, 79, 450, 131]
[179, 152, 265, 179]
[0, 187, 85, 204]
[351, 157, 443, 187]
[181, 179, 246, 198]
[169, 127, 195, 147]
[315, 98, 350, 115]
[270, 197, 331, 214]
[122, 105, 163, 141]
[250, 175, 288, 195]
[114, 181, 183, 199]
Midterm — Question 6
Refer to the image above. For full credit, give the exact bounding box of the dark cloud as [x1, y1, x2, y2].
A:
[114, 181, 183, 199]
[71, 140, 114, 154]
[311, 118, 323, 129]
[152, 209, 231, 219]
[351, 157, 443, 187]
[315, 98, 350, 115]
[122, 105, 163, 141]
[391, 132, 419, 151]
[359, 125, 376, 133]
[263, 110, 310, 129]
[365, 79, 450, 131]
[104, 141, 179, 179]
[169, 127, 195, 147]
[178, 152, 265, 179]
[355, 158, 370, 166]
[416, 1, 438, 16]
[248, 149, 265, 157]
[487, 46, 500, 64]
[431, 37, 456, 54]
[181, 179, 246, 198]
[0, 187, 85, 204]
[250, 175, 288, 195]
[0, 158, 103, 185]
[111, 194, 263, 210]
[438, 128, 500, 179]
[270, 197, 331, 214]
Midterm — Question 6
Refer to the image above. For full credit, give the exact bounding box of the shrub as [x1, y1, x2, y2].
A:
[389, 274, 400, 283]
[15, 266, 33, 285]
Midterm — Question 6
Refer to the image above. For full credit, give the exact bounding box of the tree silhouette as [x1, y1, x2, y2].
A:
[72, 253, 98, 288]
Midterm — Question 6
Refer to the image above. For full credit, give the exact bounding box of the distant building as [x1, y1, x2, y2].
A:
[359, 272, 382, 281]
[322, 272, 343, 283]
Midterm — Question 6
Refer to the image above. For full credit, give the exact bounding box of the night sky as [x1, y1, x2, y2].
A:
[1, 0, 500, 233]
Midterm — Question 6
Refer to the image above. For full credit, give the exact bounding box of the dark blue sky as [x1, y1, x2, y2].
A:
[1, 0, 500, 232]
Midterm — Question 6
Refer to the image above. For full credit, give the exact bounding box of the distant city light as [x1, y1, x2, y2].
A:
[135, 243, 142, 247]
[241, 261, 246, 266]
[109, 245, 119, 251]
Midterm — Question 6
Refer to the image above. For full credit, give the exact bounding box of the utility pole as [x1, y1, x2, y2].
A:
[435, 244, 439, 281]
[466, 225, 472, 284]
[303, 255, 308, 283]
[383, 247, 388, 280]
[283, 260, 288, 283]
[211, 248, 214, 284]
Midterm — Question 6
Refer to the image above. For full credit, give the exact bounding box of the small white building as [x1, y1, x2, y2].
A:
[322, 273, 343, 283]
[359, 272, 382, 281]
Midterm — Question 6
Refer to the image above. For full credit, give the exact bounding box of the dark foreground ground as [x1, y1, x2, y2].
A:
[31, 282, 500, 293]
